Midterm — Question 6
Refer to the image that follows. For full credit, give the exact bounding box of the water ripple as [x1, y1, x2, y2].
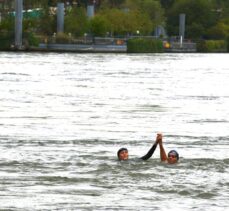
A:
[0, 53, 229, 210]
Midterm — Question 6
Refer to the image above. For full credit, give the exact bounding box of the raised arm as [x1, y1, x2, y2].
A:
[140, 134, 159, 160]
[157, 134, 167, 162]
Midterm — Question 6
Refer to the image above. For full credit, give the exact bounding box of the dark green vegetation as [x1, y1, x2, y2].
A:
[0, 32, 14, 50]
[0, 0, 229, 52]
[197, 40, 227, 52]
[127, 38, 164, 53]
[227, 36, 229, 51]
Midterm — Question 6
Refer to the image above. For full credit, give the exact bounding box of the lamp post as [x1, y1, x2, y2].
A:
[84, 33, 87, 44]
[136, 30, 140, 36]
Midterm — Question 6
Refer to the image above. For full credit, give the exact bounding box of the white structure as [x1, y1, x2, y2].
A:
[87, 5, 94, 18]
[57, 3, 64, 33]
[15, 0, 23, 49]
[179, 13, 186, 40]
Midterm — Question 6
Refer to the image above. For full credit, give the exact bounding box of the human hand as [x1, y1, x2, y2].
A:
[156, 133, 162, 144]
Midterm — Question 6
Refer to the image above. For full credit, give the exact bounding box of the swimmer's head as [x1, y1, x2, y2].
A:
[117, 148, 128, 161]
[168, 150, 179, 164]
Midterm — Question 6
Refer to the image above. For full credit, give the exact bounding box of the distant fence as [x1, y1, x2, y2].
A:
[94, 37, 126, 45]
[43, 35, 196, 52]
[43, 35, 167, 45]
[44, 35, 127, 46]
[167, 41, 197, 52]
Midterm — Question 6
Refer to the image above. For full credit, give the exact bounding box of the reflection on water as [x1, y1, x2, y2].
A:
[0, 52, 229, 210]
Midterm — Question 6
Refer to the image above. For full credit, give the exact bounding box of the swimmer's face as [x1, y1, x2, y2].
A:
[168, 153, 178, 164]
[118, 150, 129, 160]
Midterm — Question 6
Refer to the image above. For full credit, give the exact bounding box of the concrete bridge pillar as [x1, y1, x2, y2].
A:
[179, 13, 186, 40]
[57, 3, 65, 33]
[15, 0, 23, 49]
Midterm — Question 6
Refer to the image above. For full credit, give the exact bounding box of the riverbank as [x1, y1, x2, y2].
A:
[2, 34, 228, 53]
[25, 42, 197, 53]
[3, 40, 228, 53]
[35, 43, 127, 53]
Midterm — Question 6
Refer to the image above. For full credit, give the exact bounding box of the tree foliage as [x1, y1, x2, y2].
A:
[125, 0, 165, 29]
[37, 7, 56, 36]
[207, 18, 229, 39]
[89, 15, 109, 36]
[65, 7, 89, 37]
[94, 8, 153, 36]
[0, 16, 14, 32]
[0, 0, 229, 40]
[166, 0, 217, 39]
[100, 0, 126, 9]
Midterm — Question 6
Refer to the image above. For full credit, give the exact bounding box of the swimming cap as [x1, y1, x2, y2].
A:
[168, 150, 179, 160]
[117, 148, 128, 157]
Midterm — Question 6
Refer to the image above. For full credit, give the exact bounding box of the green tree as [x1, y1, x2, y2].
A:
[167, 0, 217, 39]
[100, 0, 126, 8]
[24, 0, 48, 9]
[0, 16, 14, 32]
[102, 9, 126, 35]
[212, 0, 229, 19]
[160, 0, 175, 9]
[207, 18, 229, 39]
[98, 8, 152, 36]
[89, 15, 109, 36]
[37, 7, 56, 36]
[125, 0, 165, 30]
[65, 7, 89, 37]
[128, 10, 153, 35]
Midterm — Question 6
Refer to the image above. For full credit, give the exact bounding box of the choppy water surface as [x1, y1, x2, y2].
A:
[0, 52, 229, 210]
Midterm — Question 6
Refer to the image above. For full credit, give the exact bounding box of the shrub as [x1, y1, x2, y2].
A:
[127, 38, 164, 53]
[55, 32, 71, 44]
[23, 32, 39, 47]
[0, 31, 14, 50]
[197, 40, 227, 52]
[227, 37, 229, 52]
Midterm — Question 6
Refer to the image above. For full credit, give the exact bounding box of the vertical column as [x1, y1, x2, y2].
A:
[179, 13, 186, 41]
[87, 5, 94, 18]
[15, 0, 23, 49]
[57, 3, 64, 33]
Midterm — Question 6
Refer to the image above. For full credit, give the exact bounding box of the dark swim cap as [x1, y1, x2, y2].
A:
[168, 150, 179, 160]
[117, 148, 128, 157]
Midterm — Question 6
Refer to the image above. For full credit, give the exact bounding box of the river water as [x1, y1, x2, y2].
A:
[0, 52, 229, 210]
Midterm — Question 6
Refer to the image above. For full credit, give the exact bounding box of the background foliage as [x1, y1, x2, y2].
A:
[0, 0, 229, 48]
